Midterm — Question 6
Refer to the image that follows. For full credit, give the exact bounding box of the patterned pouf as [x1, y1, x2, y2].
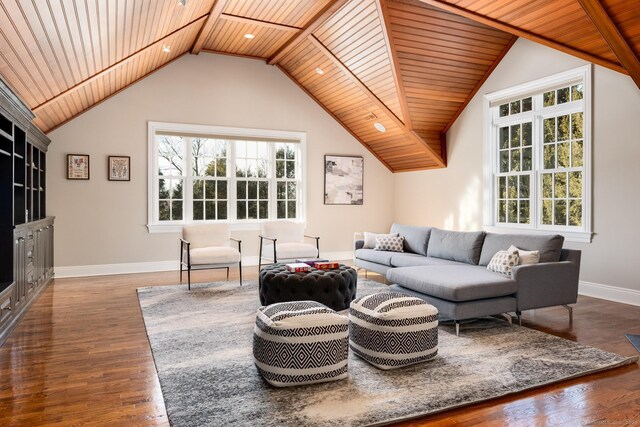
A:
[253, 301, 349, 387]
[349, 292, 439, 370]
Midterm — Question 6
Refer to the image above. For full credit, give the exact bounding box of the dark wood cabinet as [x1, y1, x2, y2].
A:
[0, 79, 54, 346]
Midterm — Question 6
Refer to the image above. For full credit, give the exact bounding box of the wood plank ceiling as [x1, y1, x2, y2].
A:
[0, 0, 638, 172]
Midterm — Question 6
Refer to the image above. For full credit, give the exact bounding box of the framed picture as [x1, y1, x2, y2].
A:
[67, 154, 90, 180]
[108, 156, 131, 181]
[324, 155, 364, 205]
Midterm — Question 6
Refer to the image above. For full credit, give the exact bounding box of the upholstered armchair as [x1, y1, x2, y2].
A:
[180, 223, 242, 289]
[259, 221, 320, 270]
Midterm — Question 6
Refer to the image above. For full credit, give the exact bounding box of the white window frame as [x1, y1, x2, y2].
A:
[147, 122, 307, 233]
[483, 65, 592, 243]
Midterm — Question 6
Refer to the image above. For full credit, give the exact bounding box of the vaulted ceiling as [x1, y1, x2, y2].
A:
[0, 0, 638, 171]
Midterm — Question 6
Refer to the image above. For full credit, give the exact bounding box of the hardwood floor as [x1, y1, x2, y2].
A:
[0, 266, 638, 426]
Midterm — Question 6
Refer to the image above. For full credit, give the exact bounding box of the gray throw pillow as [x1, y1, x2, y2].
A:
[374, 235, 405, 252]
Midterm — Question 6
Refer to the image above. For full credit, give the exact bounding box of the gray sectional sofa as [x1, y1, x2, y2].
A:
[354, 224, 581, 334]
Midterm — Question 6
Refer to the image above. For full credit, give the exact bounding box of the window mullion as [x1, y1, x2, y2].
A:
[228, 140, 237, 221]
[184, 137, 192, 223]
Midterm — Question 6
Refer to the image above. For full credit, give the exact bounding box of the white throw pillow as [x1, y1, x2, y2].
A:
[508, 245, 540, 265]
[363, 232, 398, 249]
[374, 235, 405, 253]
[487, 249, 519, 276]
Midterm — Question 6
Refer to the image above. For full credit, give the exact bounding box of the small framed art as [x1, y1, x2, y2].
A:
[108, 156, 131, 181]
[67, 154, 90, 180]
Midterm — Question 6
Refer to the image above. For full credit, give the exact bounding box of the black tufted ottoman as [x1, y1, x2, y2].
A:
[258, 263, 358, 311]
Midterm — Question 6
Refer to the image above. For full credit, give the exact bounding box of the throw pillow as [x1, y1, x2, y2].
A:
[374, 235, 405, 252]
[508, 245, 540, 265]
[363, 232, 398, 249]
[487, 249, 519, 276]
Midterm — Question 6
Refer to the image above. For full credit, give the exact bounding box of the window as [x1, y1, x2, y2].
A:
[148, 123, 306, 232]
[484, 66, 591, 242]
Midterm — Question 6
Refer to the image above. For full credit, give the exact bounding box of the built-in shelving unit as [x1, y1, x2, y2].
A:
[0, 78, 54, 346]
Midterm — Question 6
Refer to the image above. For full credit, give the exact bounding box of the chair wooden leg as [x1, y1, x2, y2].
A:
[226, 267, 230, 281]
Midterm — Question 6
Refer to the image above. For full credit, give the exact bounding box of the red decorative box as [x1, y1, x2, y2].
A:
[285, 263, 311, 273]
[313, 261, 340, 270]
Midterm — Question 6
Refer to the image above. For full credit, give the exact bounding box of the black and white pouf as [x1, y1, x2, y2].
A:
[253, 301, 349, 387]
[349, 292, 439, 370]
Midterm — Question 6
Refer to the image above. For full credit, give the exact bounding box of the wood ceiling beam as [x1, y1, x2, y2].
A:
[418, 0, 627, 75]
[32, 17, 207, 114]
[220, 13, 300, 32]
[577, 0, 640, 89]
[191, 0, 228, 55]
[275, 65, 394, 172]
[443, 36, 517, 133]
[376, 0, 413, 129]
[308, 35, 446, 168]
[267, 0, 350, 66]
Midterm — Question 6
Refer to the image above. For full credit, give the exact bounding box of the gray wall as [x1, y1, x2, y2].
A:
[47, 53, 395, 269]
[394, 38, 640, 293]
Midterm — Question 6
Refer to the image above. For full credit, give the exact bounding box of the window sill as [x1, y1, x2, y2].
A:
[147, 220, 307, 234]
[483, 225, 593, 243]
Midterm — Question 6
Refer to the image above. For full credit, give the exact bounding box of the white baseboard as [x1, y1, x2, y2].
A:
[54, 251, 355, 279]
[579, 280, 640, 307]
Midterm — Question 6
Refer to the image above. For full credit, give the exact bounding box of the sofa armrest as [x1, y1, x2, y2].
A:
[512, 251, 581, 311]
[354, 239, 364, 251]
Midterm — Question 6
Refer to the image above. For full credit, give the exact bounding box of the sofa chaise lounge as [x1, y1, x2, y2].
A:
[354, 224, 581, 334]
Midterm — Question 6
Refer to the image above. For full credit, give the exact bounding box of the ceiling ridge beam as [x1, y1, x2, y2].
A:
[576, 0, 640, 89]
[33, 16, 208, 113]
[275, 64, 394, 172]
[376, 0, 413, 129]
[191, 0, 228, 55]
[220, 13, 301, 32]
[418, 0, 627, 75]
[267, 0, 351, 66]
[443, 35, 517, 133]
[308, 35, 445, 168]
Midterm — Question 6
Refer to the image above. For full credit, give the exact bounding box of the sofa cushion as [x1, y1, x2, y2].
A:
[386, 265, 517, 302]
[390, 253, 465, 268]
[426, 229, 486, 265]
[479, 233, 564, 266]
[355, 249, 394, 266]
[390, 224, 432, 256]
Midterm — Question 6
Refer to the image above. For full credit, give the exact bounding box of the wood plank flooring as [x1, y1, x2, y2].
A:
[0, 266, 639, 426]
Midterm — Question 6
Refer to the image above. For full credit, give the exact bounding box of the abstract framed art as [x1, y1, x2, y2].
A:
[324, 155, 363, 205]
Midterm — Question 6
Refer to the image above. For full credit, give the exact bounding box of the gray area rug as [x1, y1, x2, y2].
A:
[137, 281, 637, 427]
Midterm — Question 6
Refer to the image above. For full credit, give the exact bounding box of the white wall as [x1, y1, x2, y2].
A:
[395, 38, 640, 294]
[47, 54, 395, 272]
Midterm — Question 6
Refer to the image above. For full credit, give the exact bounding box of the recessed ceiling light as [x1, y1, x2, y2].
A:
[315, 67, 324, 75]
[374, 122, 386, 132]
[162, 45, 171, 53]
[177, 0, 187, 6]
[244, 33, 255, 39]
